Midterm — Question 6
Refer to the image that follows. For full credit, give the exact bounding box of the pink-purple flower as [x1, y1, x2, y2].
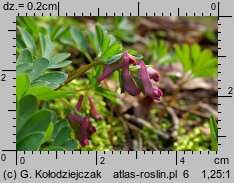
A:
[97, 52, 136, 82]
[68, 114, 96, 147]
[97, 52, 163, 100]
[121, 53, 141, 96]
[68, 95, 103, 147]
[88, 96, 104, 120]
[138, 60, 163, 100]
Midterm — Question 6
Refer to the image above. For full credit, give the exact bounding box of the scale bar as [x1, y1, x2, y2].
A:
[2, 70, 16, 72]
[2, 149, 16, 152]
[219, 15, 232, 18]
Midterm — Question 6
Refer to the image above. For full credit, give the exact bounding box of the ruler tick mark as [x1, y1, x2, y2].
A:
[138, 2, 140, 16]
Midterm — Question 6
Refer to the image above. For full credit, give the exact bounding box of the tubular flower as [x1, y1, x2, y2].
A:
[97, 60, 123, 82]
[138, 60, 163, 100]
[75, 95, 84, 111]
[97, 52, 137, 82]
[121, 53, 141, 96]
[68, 95, 101, 147]
[97, 52, 163, 101]
[68, 114, 96, 147]
[88, 96, 104, 120]
[78, 116, 96, 147]
[147, 67, 160, 82]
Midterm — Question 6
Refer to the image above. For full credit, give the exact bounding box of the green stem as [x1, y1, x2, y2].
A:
[84, 52, 93, 63]
[56, 61, 103, 90]
[61, 98, 85, 118]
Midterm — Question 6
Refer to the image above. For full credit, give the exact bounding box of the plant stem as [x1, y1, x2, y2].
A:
[84, 53, 93, 63]
[56, 61, 103, 90]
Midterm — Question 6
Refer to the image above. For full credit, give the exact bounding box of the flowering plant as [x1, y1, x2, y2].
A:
[16, 16, 218, 151]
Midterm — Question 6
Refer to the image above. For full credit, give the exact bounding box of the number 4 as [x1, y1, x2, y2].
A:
[180, 157, 185, 164]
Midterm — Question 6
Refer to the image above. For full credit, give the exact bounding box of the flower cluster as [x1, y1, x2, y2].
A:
[97, 52, 163, 100]
[68, 95, 103, 147]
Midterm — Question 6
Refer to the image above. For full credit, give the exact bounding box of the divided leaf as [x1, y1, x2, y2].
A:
[17, 95, 39, 134]
[70, 27, 88, 53]
[16, 63, 33, 76]
[52, 120, 69, 139]
[17, 132, 45, 151]
[17, 48, 33, 64]
[53, 127, 71, 146]
[175, 44, 217, 78]
[17, 109, 52, 141]
[31, 72, 67, 89]
[50, 53, 71, 65]
[17, 26, 36, 55]
[39, 33, 55, 60]
[27, 86, 75, 101]
[96, 24, 104, 47]
[61, 140, 78, 150]
[16, 73, 30, 99]
[101, 43, 122, 60]
[28, 57, 50, 81]
[48, 53, 72, 69]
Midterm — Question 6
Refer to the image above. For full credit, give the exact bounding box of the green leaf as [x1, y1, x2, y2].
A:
[96, 24, 104, 47]
[101, 36, 111, 55]
[95, 87, 122, 105]
[17, 48, 33, 64]
[38, 72, 67, 84]
[62, 140, 78, 150]
[52, 120, 69, 139]
[28, 57, 50, 81]
[44, 146, 67, 151]
[42, 122, 54, 144]
[20, 17, 39, 36]
[102, 53, 123, 65]
[70, 27, 88, 53]
[38, 91, 75, 101]
[209, 116, 218, 151]
[39, 33, 55, 60]
[17, 95, 39, 134]
[191, 44, 201, 64]
[16, 35, 26, 51]
[204, 29, 217, 43]
[17, 109, 52, 141]
[26, 86, 74, 100]
[51, 53, 71, 65]
[175, 44, 191, 72]
[48, 61, 72, 69]
[127, 50, 137, 55]
[60, 37, 76, 47]
[16, 73, 30, 99]
[101, 43, 122, 60]
[17, 132, 45, 151]
[127, 50, 143, 60]
[17, 26, 36, 55]
[53, 127, 71, 146]
[16, 63, 33, 76]
[31, 72, 67, 89]
[87, 31, 99, 54]
[50, 26, 69, 41]
[27, 86, 53, 96]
